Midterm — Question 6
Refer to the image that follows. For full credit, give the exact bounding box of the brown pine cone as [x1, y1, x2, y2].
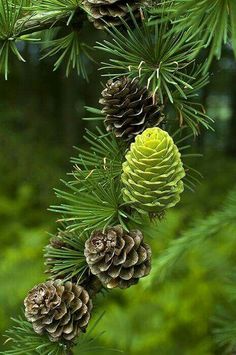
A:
[81, 274, 103, 298]
[83, 0, 143, 29]
[99, 77, 164, 141]
[84, 225, 151, 289]
[24, 280, 92, 342]
[49, 234, 66, 249]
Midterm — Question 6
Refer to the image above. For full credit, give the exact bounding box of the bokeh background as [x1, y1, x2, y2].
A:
[0, 36, 236, 354]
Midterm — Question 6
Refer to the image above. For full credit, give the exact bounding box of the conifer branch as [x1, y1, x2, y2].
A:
[146, 187, 236, 283]
[150, 0, 236, 67]
[0, 0, 87, 78]
[14, 9, 85, 37]
[44, 229, 89, 282]
[2, 313, 113, 355]
[1, 0, 228, 353]
[96, 11, 212, 134]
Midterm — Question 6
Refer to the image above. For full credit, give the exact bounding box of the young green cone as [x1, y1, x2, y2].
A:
[121, 127, 185, 216]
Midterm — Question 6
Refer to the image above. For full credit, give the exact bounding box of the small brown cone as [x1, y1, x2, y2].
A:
[83, 0, 143, 29]
[100, 77, 164, 141]
[81, 274, 103, 298]
[24, 280, 92, 342]
[84, 225, 151, 289]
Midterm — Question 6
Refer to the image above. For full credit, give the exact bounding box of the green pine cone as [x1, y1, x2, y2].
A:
[121, 127, 185, 216]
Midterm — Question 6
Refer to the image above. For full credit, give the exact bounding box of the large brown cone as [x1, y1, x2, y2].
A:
[99, 77, 164, 141]
[24, 280, 92, 342]
[84, 225, 151, 289]
[83, 0, 142, 29]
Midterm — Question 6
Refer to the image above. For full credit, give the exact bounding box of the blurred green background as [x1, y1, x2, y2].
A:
[0, 39, 236, 354]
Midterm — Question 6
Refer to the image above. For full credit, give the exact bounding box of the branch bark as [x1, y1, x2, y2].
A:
[14, 9, 86, 37]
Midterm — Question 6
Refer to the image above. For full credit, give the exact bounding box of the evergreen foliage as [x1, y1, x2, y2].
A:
[2, 314, 110, 355]
[147, 187, 236, 282]
[2, 316, 70, 355]
[41, 32, 90, 79]
[0, 0, 27, 79]
[0, 0, 234, 87]
[97, 16, 200, 101]
[150, 0, 236, 67]
[214, 291, 236, 353]
[44, 229, 89, 282]
[96, 15, 213, 134]
[49, 129, 130, 233]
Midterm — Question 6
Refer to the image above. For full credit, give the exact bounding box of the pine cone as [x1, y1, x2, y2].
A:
[122, 127, 185, 216]
[24, 280, 92, 342]
[84, 225, 151, 289]
[81, 274, 103, 298]
[83, 0, 143, 29]
[99, 77, 164, 141]
[49, 234, 66, 249]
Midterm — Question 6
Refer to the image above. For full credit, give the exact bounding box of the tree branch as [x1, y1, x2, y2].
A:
[14, 9, 86, 37]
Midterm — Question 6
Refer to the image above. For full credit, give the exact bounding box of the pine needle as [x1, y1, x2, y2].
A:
[146, 186, 236, 283]
[41, 31, 91, 79]
[150, 0, 235, 66]
[95, 11, 211, 133]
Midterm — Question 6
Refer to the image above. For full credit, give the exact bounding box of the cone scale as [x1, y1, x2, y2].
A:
[83, 0, 143, 29]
